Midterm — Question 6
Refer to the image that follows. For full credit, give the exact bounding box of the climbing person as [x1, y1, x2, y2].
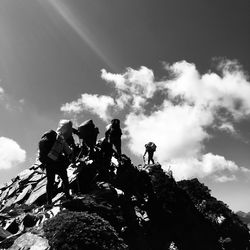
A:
[105, 119, 122, 159]
[38, 119, 74, 205]
[143, 142, 157, 165]
[77, 119, 99, 159]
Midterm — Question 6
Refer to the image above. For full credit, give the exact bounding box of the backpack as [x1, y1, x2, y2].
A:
[38, 130, 57, 164]
[145, 142, 156, 152]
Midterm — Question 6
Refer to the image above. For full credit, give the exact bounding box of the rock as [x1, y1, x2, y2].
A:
[0, 196, 16, 212]
[8, 182, 20, 197]
[14, 184, 32, 204]
[0, 188, 9, 203]
[0, 226, 12, 241]
[23, 213, 38, 228]
[5, 219, 19, 234]
[25, 179, 47, 205]
[8, 232, 49, 250]
[27, 173, 46, 184]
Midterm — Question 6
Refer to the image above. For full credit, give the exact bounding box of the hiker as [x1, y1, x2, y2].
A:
[105, 119, 122, 159]
[77, 119, 99, 159]
[143, 142, 156, 165]
[38, 119, 74, 205]
[96, 133, 114, 180]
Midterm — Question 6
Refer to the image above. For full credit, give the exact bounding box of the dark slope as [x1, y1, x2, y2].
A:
[0, 155, 249, 250]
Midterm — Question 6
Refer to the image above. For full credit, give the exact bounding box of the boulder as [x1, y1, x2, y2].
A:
[8, 232, 49, 250]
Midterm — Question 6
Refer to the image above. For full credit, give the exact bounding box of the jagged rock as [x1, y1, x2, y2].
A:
[8, 182, 20, 197]
[8, 232, 49, 250]
[5, 219, 19, 234]
[14, 184, 32, 204]
[0, 196, 16, 212]
[17, 169, 33, 181]
[25, 179, 47, 205]
[27, 172, 46, 184]
[0, 188, 9, 203]
[0, 226, 12, 241]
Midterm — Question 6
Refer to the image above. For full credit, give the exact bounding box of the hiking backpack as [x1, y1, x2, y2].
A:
[145, 142, 156, 152]
[38, 130, 57, 164]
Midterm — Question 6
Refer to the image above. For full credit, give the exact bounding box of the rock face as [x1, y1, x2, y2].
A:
[0, 156, 249, 250]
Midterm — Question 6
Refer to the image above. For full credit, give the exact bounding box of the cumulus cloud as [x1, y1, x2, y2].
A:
[121, 60, 250, 181]
[101, 66, 156, 111]
[168, 153, 239, 180]
[0, 137, 26, 170]
[61, 59, 250, 181]
[61, 93, 115, 122]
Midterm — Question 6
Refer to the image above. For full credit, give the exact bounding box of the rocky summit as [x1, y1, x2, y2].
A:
[0, 155, 249, 250]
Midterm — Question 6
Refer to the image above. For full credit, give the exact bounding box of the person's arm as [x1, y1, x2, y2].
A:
[143, 149, 147, 162]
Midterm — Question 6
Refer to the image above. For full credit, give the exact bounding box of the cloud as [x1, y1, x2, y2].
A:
[168, 153, 239, 180]
[101, 66, 156, 111]
[0, 137, 26, 170]
[214, 175, 237, 183]
[61, 59, 250, 181]
[0, 86, 4, 95]
[61, 93, 115, 122]
[0, 86, 5, 102]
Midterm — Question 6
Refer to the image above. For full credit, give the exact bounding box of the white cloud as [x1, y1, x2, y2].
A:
[61, 59, 250, 181]
[0, 86, 5, 102]
[161, 153, 240, 181]
[164, 61, 250, 120]
[124, 102, 211, 160]
[61, 93, 115, 122]
[101, 66, 156, 111]
[214, 175, 237, 183]
[218, 122, 236, 134]
[0, 137, 26, 170]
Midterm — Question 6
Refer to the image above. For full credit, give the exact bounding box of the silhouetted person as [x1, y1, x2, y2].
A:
[77, 119, 99, 159]
[99, 133, 113, 167]
[97, 133, 115, 180]
[39, 119, 74, 205]
[106, 119, 122, 159]
[143, 142, 156, 165]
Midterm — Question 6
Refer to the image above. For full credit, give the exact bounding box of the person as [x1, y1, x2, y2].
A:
[96, 133, 115, 180]
[143, 142, 156, 165]
[38, 120, 74, 205]
[105, 119, 122, 159]
[77, 120, 99, 159]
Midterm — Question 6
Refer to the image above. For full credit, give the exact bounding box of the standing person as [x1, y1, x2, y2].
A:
[38, 120, 74, 205]
[143, 142, 157, 165]
[106, 119, 122, 159]
[97, 133, 115, 180]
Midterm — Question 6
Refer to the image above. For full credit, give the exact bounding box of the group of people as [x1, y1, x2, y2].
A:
[37, 118, 156, 205]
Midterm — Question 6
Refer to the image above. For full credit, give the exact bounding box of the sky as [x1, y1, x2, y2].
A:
[0, 0, 250, 212]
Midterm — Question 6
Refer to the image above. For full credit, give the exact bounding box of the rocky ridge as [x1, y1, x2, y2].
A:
[0, 155, 249, 250]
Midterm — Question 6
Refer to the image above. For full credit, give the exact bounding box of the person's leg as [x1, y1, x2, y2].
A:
[57, 167, 71, 199]
[148, 151, 154, 164]
[46, 166, 56, 205]
[114, 139, 121, 158]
